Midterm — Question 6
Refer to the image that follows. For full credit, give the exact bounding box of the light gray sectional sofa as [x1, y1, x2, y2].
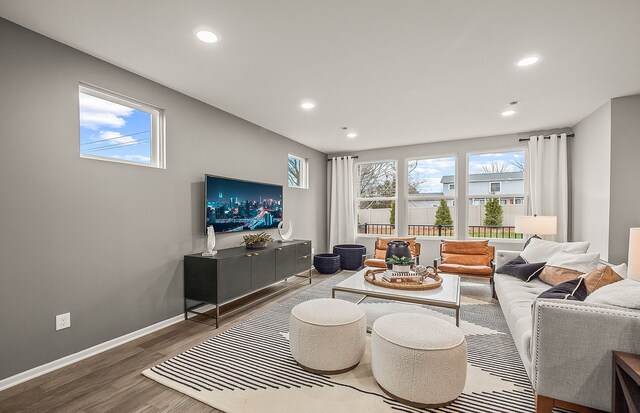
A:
[494, 250, 640, 413]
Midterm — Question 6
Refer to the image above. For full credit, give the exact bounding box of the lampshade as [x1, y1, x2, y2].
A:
[514, 215, 557, 235]
[628, 228, 640, 281]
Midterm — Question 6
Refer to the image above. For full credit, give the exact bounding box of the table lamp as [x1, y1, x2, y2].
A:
[628, 228, 640, 282]
[515, 215, 557, 247]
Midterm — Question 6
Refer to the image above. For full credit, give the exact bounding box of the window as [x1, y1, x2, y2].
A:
[79, 84, 165, 168]
[407, 156, 456, 237]
[467, 150, 526, 239]
[356, 161, 397, 235]
[288, 154, 308, 188]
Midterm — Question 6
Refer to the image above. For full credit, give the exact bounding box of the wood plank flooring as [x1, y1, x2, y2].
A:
[0, 272, 332, 413]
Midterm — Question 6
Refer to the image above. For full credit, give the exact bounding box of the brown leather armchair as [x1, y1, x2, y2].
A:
[364, 237, 422, 269]
[434, 240, 496, 297]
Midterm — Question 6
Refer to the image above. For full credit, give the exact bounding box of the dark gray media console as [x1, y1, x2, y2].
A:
[184, 240, 312, 327]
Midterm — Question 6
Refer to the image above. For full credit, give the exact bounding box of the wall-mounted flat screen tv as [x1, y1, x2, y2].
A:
[205, 175, 283, 233]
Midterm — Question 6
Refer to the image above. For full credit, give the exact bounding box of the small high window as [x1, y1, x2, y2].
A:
[288, 154, 308, 188]
[490, 182, 502, 193]
[79, 84, 165, 168]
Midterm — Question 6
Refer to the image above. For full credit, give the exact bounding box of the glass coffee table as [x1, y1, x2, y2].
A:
[332, 268, 461, 326]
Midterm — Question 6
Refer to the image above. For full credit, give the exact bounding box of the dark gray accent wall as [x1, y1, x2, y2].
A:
[0, 18, 327, 381]
[609, 95, 640, 264]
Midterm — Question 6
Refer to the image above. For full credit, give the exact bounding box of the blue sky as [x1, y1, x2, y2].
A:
[468, 151, 525, 174]
[79, 92, 152, 164]
[409, 151, 525, 194]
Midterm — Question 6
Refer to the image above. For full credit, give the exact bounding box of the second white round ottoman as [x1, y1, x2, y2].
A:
[371, 313, 467, 407]
[289, 298, 366, 374]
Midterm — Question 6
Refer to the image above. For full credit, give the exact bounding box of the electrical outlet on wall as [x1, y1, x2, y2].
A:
[56, 312, 71, 331]
[311, 248, 315, 254]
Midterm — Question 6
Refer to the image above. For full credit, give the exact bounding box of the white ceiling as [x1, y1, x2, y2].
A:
[1, 1, 639, 153]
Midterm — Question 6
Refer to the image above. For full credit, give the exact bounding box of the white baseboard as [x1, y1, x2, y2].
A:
[0, 305, 216, 392]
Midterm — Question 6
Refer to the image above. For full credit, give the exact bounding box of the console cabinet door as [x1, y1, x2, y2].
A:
[275, 245, 295, 280]
[295, 253, 312, 274]
[251, 249, 276, 290]
[295, 241, 312, 258]
[217, 254, 252, 303]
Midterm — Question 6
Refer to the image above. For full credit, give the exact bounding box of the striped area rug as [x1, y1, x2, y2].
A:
[143, 272, 572, 413]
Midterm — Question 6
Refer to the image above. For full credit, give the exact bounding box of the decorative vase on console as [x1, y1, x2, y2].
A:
[202, 226, 217, 256]
[384, 241, 412, 270]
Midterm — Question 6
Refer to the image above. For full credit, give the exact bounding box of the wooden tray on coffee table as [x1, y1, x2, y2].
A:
[364, 268, 443, 291]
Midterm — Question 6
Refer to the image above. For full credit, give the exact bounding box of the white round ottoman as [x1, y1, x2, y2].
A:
[289, 298, 366, 374]
[371, 313, 467, 407]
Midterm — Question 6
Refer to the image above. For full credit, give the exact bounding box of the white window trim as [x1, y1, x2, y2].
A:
[287, 154, 309, 189]
[355, 160, 398, 237]
[406, 154, 457, 238]
[79, 83, 166, 169]
[465, 148, 529, 241]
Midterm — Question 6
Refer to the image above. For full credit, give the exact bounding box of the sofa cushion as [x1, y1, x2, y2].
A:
[537, 278, 588, 301]
[437, 263, 493, 276]
[494, 273, 548, 378]
[584, 278, 640, 309]
[441, 252, 491, 267]
[441, 240, 489, 255]
[520, 238, 590, 264]
[496, 255, 545, 282]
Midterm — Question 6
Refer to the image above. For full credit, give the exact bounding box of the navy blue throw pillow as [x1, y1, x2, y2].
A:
[497, 256, 546, 282]
[537, 278, 588, 301]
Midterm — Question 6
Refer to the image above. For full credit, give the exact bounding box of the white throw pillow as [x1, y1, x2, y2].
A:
[584, 278, 640, 309]
[520, 238, 590, 264]
[611, 263, 628, 279]
[545, 251, 600, 274]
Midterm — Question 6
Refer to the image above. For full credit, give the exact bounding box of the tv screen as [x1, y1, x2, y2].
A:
[205, 175, 283, 233]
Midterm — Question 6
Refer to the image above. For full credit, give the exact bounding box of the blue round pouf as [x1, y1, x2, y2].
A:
[313, 253, 341, 274]
[332, 244, 367, 270]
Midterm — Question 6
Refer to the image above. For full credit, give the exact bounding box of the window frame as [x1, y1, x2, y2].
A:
[406, 154, 458, 239]
[489, 182, 502, 193]
[287, 153, 309, 189]
[466, 148, 528, 241]
[78, 83, 166, 169]
[355, 159, 398, 237]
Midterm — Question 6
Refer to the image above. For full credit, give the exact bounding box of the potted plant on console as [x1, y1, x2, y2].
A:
[386, 255, 414, 273]
[242, 232, 274, 249]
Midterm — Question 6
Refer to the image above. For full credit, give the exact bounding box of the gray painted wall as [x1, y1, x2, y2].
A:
[609, 95, 640, 264]
[330, 128, 573, 260]
[0, 18, 327, 381]
[569, 95, 640, 263]
[570, 101, 611, 258]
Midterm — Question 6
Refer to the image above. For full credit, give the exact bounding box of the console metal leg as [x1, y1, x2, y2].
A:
[215, 305, 219, 329]
[456, 308, 460, 326]
[332, 289, 335, 298]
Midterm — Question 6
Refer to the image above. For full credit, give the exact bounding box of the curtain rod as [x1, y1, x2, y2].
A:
[519, 133, 575, 142]
[327, 156, 359, 162]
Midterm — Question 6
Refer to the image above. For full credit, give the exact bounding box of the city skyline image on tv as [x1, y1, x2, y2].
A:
[205, 175, 283, 233]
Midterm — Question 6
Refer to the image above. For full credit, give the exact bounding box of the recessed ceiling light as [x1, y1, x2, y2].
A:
[300, 101, 316, 110]
[501, 109, 516, 117]
[516, 56, 539, 67]
[196, 30, 219, 43]
[346, 132, 358, 138]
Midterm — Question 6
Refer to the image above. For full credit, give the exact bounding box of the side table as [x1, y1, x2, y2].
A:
[612, 351, 640, 412]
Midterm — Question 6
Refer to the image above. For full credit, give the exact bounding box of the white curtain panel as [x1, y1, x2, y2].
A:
[329, 156, 356, 248]
[528, 133, 569, 242]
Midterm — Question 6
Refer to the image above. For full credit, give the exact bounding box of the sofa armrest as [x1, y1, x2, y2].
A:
[531, 299, 640, 411]
[495, 250, 520, 269]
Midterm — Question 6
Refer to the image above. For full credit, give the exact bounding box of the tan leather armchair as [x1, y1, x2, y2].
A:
[364, 237, 422, 269]
[434, 240, 496, 297]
